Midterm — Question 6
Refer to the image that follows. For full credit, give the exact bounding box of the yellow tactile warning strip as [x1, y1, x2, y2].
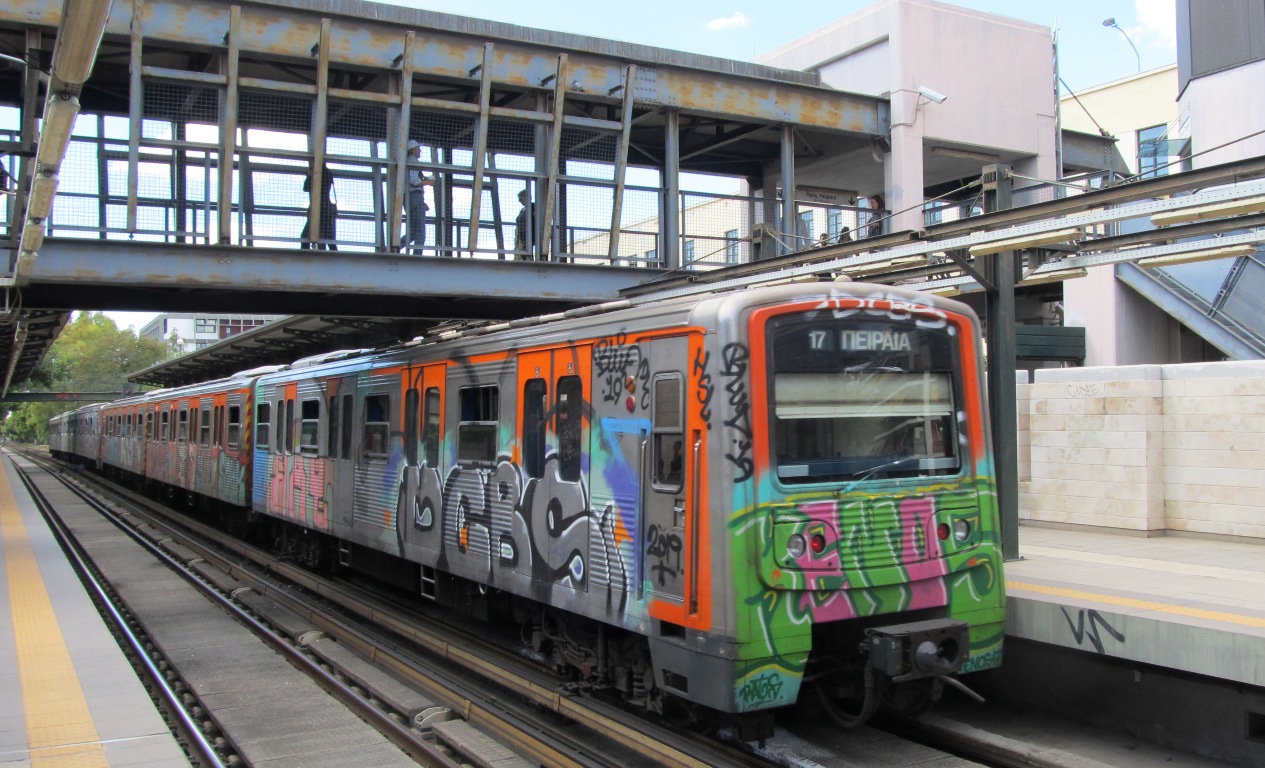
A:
[1007, 580, 1265, 629]
[0, 462, 110, 767]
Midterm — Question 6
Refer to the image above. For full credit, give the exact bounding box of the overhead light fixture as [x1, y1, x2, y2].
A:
[1150, 195, 1265, 227]
[1137, 244, 1256, 268]
[931, 146, 1000, 164]
[19, 219, 45, 252]
[37, 94, 80, 170]
[1019, 268, 1088, 286]
[969, 227, 1083, 256]
[26, 173, 59, 219]
[49, 0, 112, 84]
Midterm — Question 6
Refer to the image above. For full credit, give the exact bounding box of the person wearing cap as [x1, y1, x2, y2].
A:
[405, 140, 433, 253]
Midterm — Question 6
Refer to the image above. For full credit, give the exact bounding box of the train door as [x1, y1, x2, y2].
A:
[643, 336, 692, 611]
[326, 376, 356, 536]
[397, 363, 446, 561]
[516, 346, 592, 590]
[352, 371, 402, 551]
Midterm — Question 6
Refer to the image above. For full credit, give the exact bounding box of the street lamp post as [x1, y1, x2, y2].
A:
[1103, 18, 1141, 73]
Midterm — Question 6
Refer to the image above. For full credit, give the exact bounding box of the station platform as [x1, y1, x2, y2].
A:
[1006, 523, 1265, 690]
[0, 453, 189, 767]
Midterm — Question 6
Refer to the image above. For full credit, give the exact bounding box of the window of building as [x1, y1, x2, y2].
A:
[363, 394, 391, 460]
[827, 210, 842, 240]
[646, 248, 657, 266]
[725, 229, 740, 264]
[683, 240, 695, 265]
[256, 402, 270, 450]
[457, 385, 498, 464]
[799, 210, 814, 243]
[299, 399, 320, 455]
[1138, 123, 1171, 179]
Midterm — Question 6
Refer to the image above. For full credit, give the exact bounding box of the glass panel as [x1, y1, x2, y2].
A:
[522, 379, 546, 479]
[227, 405, 241, 447]
[256, 403, 270, 450]
[363, 394, 390, 460]
[423, 388, 440, 467]
[769, 316, 961, 484]
[556, 376, 582, 482]
[299, 399, 319, 455]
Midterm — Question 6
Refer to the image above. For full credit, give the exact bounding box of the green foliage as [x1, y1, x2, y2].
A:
[2, 313, 178, 444]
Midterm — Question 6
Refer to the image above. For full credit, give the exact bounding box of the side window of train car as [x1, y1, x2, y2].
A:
[299, 399, 320, 456]
[363, 394, 390, 461]
[227, 406, 241, 448]
[404, 389, 419, 467]
[457, 386, 498, 465]
[178, 409, 189, 443]
[652, 374, 685, 490]
[145, 412, 153, 441]
[285, 399, 295, 455]
[256, 402, 271, 451]
[423, 388, 440, 467]
[557, 376, 583, 482]
[160, 411, 169, 442]
[327, 395, 340, 458]
[522, 379, 546, 479]
[200, 407, 212, 447]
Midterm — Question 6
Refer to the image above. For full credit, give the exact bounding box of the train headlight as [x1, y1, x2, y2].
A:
[786, 533, 807, 560]
[953, 519, 971, 542]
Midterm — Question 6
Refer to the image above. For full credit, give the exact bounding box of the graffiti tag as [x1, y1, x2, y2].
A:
[737, 672, 785, 707]
[595, 332, 643, 404]
[1065, 382, 1103, 398]
[720, 343, 753, 483]
[646, 524, 683, 586]
[693, 347, 715, 425]
[1060, 607, 1125, 653]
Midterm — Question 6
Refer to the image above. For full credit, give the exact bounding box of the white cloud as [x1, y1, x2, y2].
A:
[705, 11, 749, 31]
[1133, 0, 1176, 50]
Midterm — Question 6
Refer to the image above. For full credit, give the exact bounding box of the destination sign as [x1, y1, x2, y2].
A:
[806, 328, 913, 352]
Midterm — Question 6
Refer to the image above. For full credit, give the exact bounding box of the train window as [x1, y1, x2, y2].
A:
[327, 395, 340, 458]
[652, 375, 684, 489]
[285, 399, 295, 455]
[341, 393, 353, 460]
[404, 389, 419, 466]
[227, 406, 241, 448]
[299, 399, 320, 456]
[423, 388, 440, 467]
[178, 409, 189, 443]
[522, 379, 546, 479]
[214, 406, 222, 447]
[363, 394, 390, 460]
[556, 376, 583, 482]
[146, 412, 153, 440]
[457, 385, 498, 465]
[200, 408, 212, 447]
[768, 315, 961, 484]
[256, 403, 271, 450]
[160, 411, 169, 442]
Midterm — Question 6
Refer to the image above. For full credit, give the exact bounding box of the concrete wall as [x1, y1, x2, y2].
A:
[1017, 361, 1265, 540]
[1180, 58, 1265, 168]
[1059, 65, 1178, 176]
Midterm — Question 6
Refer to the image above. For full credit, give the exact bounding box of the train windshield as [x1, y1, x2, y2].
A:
[768, 314, 961, 484]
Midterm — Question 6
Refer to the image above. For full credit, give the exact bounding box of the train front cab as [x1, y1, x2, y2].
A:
[679, 286, 1006, 726]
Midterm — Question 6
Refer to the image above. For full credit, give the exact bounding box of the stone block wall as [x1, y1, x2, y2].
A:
[1016, 361, 1265, 539]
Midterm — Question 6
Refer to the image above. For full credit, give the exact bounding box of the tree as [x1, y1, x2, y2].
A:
[2, 313, 178, 443]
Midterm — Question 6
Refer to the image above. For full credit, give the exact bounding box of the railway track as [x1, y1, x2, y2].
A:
[26, 447, 1105, 768]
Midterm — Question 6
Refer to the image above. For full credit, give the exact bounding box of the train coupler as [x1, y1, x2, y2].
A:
[866, 618, 970, 683]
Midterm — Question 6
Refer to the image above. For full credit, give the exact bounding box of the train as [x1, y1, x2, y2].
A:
[49, 281, 1005, 737]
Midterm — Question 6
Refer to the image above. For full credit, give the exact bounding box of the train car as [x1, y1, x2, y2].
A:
[128, 369, 275, 509]
[51, 403, 105, 468]
[100, 391, 156, 482]
[227, 281, 1004, 734]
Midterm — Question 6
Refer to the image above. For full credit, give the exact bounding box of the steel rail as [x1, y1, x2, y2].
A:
[10, 457, 227, 768]
[22, 455, 465, 768]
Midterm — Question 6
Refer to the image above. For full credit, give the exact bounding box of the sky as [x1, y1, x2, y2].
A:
[104, 0, 1178, 333]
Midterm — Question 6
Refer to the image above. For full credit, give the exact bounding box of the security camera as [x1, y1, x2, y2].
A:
[917, 85, 948, 104]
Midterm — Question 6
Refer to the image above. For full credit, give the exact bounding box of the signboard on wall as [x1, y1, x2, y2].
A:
[796, 186, 857, 206]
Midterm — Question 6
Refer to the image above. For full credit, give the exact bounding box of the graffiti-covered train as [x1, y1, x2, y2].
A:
[50, 282, 1004, 735]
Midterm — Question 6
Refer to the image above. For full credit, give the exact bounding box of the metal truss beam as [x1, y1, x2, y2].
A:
[31, 239, 648, 304]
